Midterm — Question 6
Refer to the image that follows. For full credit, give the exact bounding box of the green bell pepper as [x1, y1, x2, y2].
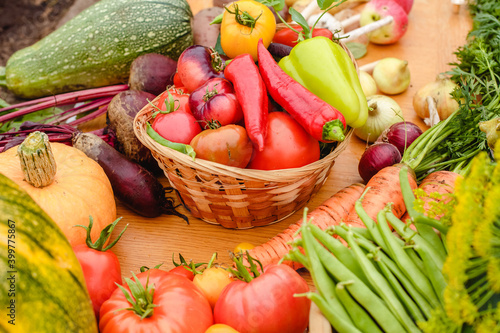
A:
[278, 36, 368, 128]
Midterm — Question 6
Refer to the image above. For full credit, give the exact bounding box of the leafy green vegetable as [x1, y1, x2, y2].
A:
[401, 0, 500, 180]
[346, 42, 367, 59]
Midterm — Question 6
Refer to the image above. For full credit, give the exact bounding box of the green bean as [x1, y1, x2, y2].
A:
[346, 229, 434, 320]
[350, 227, 374, 241]
[345, 231, 421, 333]
[376, 207, 441, 308]
[375, 257, 426, 323]
[146, 122, 196, 159]
[309, 224, 370, 287]
[300, 224, 354, 326]
[353, 192, 389, 253]
[398, 166, 446, 257]
[309, 235, 405, 332]
[386, 210, 446, 269]
[298, 292, 362, 333]
[405, 246, 426, 273]
[335, 282, 384, 333]
[415, 245, 446, 307]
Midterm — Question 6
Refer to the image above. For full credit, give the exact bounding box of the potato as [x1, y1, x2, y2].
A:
[193, 7, 224, 48]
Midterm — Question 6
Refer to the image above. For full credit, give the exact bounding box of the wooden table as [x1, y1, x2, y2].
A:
[111, 0, 472, 279]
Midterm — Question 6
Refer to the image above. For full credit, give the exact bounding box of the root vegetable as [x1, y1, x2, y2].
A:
[72, 132, 187, 222]
[358, 70, 377, 97]
[372, 57, 411, 95]
[128, 53, 177, 96]
[106, 90, 161, 173]
[357, 143, 402, 184]
[193, 7, 224, 48]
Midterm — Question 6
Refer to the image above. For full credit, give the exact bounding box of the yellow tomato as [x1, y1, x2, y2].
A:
[205, 324, 240, 333]
[233, 242, 255, 254]
[193, 266, 234, 309]
[220, 0, 276, 61]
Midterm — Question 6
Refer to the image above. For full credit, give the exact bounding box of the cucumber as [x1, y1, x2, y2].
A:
[4, 0, 193, 99]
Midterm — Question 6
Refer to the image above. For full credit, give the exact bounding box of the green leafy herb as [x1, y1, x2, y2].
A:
[346, 42, 367, 59]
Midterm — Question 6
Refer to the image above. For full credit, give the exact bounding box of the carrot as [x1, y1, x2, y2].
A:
[401, 170, 460, 224]
[247, 183, 365, 270]
[344, 164, 418, 228]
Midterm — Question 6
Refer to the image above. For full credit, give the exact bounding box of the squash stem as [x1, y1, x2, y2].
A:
[17, 131, 56, 188]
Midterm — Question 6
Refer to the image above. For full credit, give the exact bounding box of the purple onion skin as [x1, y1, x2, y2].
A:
[358, 143, 402, 183]
[377, 122, 423, 156]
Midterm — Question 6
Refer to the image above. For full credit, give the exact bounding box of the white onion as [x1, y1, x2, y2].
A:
[354, 95, 403, 143]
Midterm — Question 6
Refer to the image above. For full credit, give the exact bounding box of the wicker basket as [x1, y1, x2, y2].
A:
[134, 42, 357, 229]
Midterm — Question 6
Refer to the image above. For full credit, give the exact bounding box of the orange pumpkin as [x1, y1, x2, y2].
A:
[0, 132, 116, 246]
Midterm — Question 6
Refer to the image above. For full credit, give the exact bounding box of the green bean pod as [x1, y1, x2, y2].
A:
[310, 224, 370, 287]
[376, 208, 441, 308]
[345, 231, 420, 332]
[299, 292, 362, 333]
[335, 282, 384, 333]
[300, 225, 355, 328]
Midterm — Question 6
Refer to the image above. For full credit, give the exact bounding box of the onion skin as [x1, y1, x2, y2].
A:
[377, 121, 423, 155]
[359, 70, 378, 97]
[372, 57, 411, 95]
[412, 73, 459, 121]
[358, 143, 402, 183]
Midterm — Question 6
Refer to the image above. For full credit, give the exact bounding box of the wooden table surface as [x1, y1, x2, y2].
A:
[110, 0, 472, 279]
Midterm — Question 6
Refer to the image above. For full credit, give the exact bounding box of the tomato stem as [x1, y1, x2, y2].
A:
[225, 4, 262, 31]
[116, 272, 157, 319]
[74, 216, 128, 252]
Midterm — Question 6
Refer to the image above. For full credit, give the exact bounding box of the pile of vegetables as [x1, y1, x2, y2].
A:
[286, 143, 500, 332]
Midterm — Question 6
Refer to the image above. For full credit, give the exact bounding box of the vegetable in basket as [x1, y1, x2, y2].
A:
[278, 36, 368, 128]
[257, 39, 346, 143]
[219, 0, 277, 61]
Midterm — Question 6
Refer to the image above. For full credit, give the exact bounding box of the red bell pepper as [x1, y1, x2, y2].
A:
[273, 26, 334, 47]
[224, 53, 268, 151]
[257, 39, 346, 143]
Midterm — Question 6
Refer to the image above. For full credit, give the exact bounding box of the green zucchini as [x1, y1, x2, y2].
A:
[3, 0, 193, 99]
[0, 173, 97, 332]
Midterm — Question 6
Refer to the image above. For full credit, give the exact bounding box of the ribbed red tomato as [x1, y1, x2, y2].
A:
[99, 269, 213, 333]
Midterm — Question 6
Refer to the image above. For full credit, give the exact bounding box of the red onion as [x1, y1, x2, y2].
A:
[377, 122, 423, 155]
[358, 143, 402, 183]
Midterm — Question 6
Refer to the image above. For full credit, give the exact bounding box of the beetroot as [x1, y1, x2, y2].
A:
[128, 53, 177, 96]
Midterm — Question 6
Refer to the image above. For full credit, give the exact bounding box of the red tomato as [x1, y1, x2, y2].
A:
[72, 217, 126, 319]
[190, 124, 253, 168]
[169, 265, 195, 281]
[155, 87, 191, 114]
[247, 112, 320, 170]
[188, 77, 243, 126]
[99, 269, 213, 333]
[73, 244, 122, 318]
[214, 264, 311, 333]
[273, 26, 334, 47]
[152, 111, 202, 144]
[193, 267, 234, 309]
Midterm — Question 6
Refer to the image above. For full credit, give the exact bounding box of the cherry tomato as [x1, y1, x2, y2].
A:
[189, 77, 243, 126]
[220, 0, 276, 61]
[273, 26, 334, 47]
[190, 124, 253, 168]
[99, 269, 213, 333]
[193, 267, 234, 309]
[214, 264, 310, 333]
[155, 87, 191, 114]
[72, 217, 126, 319]
[247, 112, 320, 170]
[233, 242, 255, 255]
[169, 265, 195, 281]
[177, 45, 226, 92]
[205, 324, 240, 333]
[152, 111, 202, 144]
